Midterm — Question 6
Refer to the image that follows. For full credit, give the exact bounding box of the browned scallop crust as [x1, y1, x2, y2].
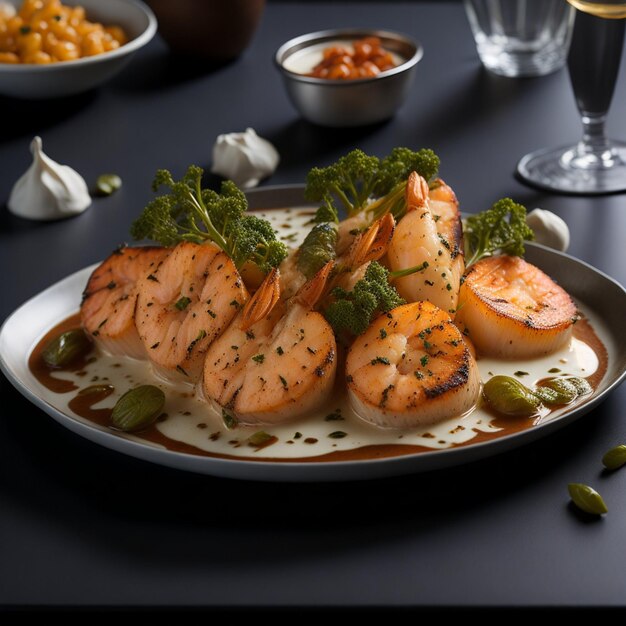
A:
[455, 255, 578, 358]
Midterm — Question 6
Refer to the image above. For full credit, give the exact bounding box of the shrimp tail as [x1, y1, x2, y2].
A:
[348, 213, 396, 267]
[405, 171, 430, 213]
[240, 267, 281, 331]
[295, 260, 334, 309]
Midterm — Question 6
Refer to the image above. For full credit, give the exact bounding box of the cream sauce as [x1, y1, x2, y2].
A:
[28, 208, 609, 462]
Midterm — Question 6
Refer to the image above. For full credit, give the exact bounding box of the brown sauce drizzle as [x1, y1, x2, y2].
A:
[29, 315, 609, 464]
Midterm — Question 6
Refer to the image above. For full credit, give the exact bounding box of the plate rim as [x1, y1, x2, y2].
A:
[2, 186, 626, 481]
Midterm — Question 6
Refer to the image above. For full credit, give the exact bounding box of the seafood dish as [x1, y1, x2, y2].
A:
[28, 148, 607, 463]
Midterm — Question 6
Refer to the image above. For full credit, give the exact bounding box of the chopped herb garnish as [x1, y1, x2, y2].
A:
[371, 356, 390, 365]
[176, 365, 188, 376]
[248, 431, 273, 446]
[107, 281, 116, 290]
[514, 370, 529, 377]
[175, 296, 191, 311]
[207, 309, 217, 318]
[252, 354, 265, 364]
[279, 375, 288, 389]
[328, 431, 347, 439]
[294, 431, 302, 439]
[379, 328, 387, 339]
[420, 355, 429, 367]
[276, 346, 284, 355]
[147, 274, 158, 282]
[222, 409, 238, 430]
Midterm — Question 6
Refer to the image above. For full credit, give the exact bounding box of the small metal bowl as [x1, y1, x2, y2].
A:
[274, 28, 422, 127]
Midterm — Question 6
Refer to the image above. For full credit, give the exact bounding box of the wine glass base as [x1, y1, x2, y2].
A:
[517, 142, 626, 195]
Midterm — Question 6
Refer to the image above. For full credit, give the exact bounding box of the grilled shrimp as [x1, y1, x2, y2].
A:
[135, 241, 248, 382]
[81, 245, 167, 359]
[387, 173, 464, 314]
[346, 301, 480, 428]
[454, 255, 578, 358]
[203, 263, 337, 425]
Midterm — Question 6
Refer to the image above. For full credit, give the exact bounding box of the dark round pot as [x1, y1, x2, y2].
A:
[146, 0, 266, 61]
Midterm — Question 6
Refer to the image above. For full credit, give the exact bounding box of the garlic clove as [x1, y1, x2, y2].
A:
[211, 128, 279, 189]
[8, 136, 91, 221]
[526, 208, 570, 252]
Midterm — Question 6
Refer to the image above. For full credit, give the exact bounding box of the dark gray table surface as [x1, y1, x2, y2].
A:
[1, 1, 626, 609]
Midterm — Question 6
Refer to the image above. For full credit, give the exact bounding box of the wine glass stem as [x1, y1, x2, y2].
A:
[580, 113, 611, 153]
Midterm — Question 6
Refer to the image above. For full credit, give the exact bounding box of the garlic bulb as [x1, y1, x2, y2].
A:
[526, 208, 570, 252]
[211, 128, 279, 188]
[8, 136, 91, 221]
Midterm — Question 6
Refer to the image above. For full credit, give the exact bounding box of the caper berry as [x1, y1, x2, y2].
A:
[95, 173, 122, 196]
[41, 329, 92, 368]
[568, 483, 608, 515]
[482, 375, 541, 417]
[111, 385, 165, 432]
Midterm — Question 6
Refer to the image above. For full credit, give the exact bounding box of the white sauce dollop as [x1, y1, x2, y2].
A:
[8, 136, 91, 221]
[526, 208, 570, 252]
[210, 128, 279, 189]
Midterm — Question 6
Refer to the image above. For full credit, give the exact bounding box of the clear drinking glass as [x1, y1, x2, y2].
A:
[464, 0, 574, 77]
[517, 1, 626, 194]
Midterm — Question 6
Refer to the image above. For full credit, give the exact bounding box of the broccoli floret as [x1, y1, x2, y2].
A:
[305, 147, 440, 223]
[324, 261, 405, 337]
[130, 166, 287, 273]
[305, 149, 380, 222]
[464, 198, 535, 268]
[374, 147, 440, 196]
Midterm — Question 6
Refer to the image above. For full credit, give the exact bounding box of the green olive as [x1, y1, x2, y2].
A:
[567, 377, 592, 396]
[568, 483, 608, 515]
[41, 329, 92, 368]
[536, 378, 578, 405]
[482, 375, 541, 417]
[602, 445, 626, 471]
[95, 173, 122, 196]
[111, 385, 165, 432]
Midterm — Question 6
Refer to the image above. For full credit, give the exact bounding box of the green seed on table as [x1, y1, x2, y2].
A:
[41, 329, 92, 368]
[568, 483, 608, 515]
[602, 445, 626, 471]
[111, 385, 165, 432]
[95, 173, 122, 196]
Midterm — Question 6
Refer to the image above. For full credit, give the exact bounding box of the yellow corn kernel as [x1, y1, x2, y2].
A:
[68, 6, 85, 27]
[102, 38, 119, 52]
[17, 31, 43, 56]
[0, 51, 19, 63]
[51, 38, 78, 60]
[23, 49, 52, 64]
[104, 25, 127, 45]
[81, 30, 103, 56]
[6, 16, 24, 35]
[19, 0, 44, 21]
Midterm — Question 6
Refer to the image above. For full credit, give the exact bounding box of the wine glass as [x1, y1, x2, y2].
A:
[517, 1, 626, 194]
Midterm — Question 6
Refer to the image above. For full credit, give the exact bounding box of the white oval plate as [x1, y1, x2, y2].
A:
[1, 186, 626, 481]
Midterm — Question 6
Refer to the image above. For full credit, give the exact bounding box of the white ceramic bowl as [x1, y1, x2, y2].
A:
[0, 0, 157, 98]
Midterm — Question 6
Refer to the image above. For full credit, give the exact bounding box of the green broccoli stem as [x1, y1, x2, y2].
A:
[465, 237, 520, 269]
[191, 178, 229, 252]
[367, 181, 407, 220]
[331, 184, 357, 216]
[388, 261, 429, 279]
